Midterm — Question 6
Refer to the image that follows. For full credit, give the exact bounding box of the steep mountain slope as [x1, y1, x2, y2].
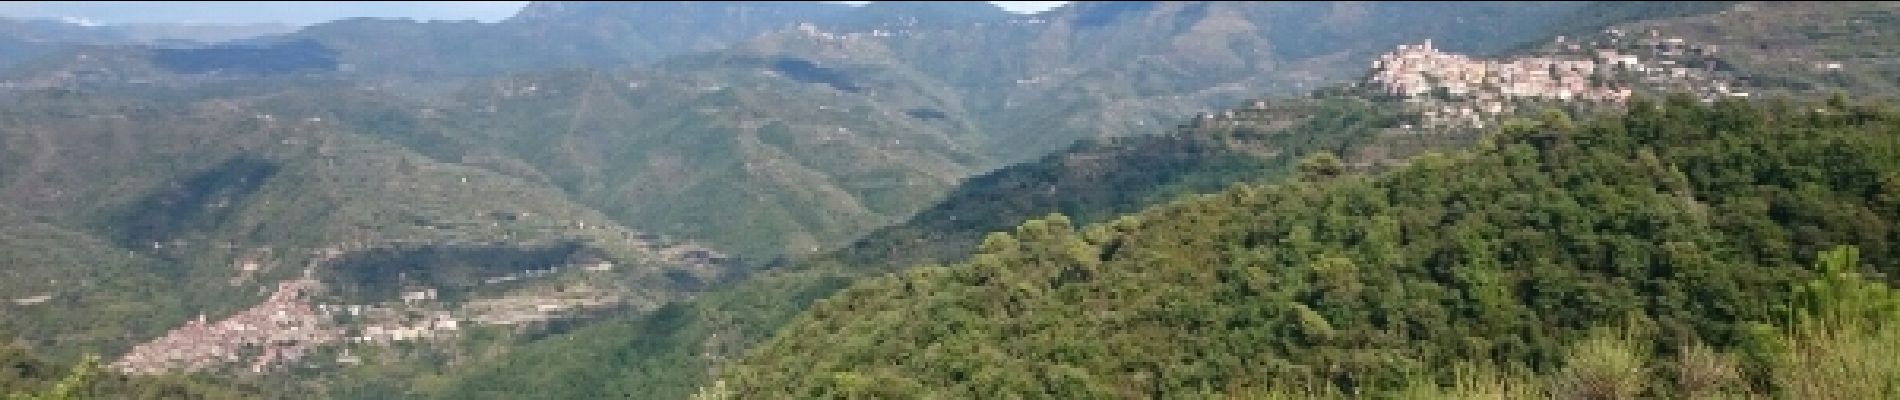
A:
[374, 1, 1604, 259]
[724, 96, 1900, 397]
[738, 1, 1592, 163]
[252, 1, 1013, 78]
[0, 85, 734, 373]
[354, 93, 1399, 400]
[829, 95, 1392, 270]
[1505, 1, 1740, 49]
[393, 54, 985, 258]
[1591, 1, 1900, 98]
[0, 207, 188, 361]
[0, 1, 995, 84]
[0, 2, 1618, 261]
[304, 4, 1862, 395]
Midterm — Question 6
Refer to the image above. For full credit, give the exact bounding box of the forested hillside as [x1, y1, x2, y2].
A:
[830, 95, 1395, 270]
[411, 58, 983, 258]
[722, 96, 1900, 397]
[325, 3, 1900, 388]
[313, 91, 1399, 400]
[0, 86, 731, 368]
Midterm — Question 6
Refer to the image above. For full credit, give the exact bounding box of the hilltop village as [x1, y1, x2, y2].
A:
[1361, 30, 1746, 129]
[1176, 28, 1750, 139]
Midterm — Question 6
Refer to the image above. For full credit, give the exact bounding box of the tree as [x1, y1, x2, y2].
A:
[1795, 246, 1900, 330]
[8, 355, 99, 400]
[1297, 152, 1346, 182]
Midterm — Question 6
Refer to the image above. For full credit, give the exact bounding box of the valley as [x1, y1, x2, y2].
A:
[3, 1, 1899, 399]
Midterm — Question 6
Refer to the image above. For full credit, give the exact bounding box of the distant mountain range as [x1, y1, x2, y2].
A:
[0, 1, 1602, 258]
[0, 1, 527, 26]
[0, 17, 296, 71]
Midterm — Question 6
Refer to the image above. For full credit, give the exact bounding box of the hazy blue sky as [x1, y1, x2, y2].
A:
[0, 1, 1071, 26]
[993, 1, 1068, 13]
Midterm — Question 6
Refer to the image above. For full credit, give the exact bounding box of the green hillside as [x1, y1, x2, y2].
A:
[405, 58, 982, 258]
[723, 96, 1900, 397]
[1608, 2, 1900, 99]
[1505, 1, 1740, 51]
[0, 85, 732, 368]
[831, 95, 1393, 270]
[264, 1, 1602, 260]
[284, 1, 989, 78]
[0, 208, 187, 361]
[1, 2, 1613, 261]
[351, 93, 1399, 400]
[756, 1, 1591, 164]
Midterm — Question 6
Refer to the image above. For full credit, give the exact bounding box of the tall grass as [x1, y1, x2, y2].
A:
[1772, 319, 1900, 399]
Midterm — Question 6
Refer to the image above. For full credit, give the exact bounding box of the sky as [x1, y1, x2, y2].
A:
[992, 1, 1068, 14]
[852, 1, 1070, 14]
[0, 1, 1072, 26]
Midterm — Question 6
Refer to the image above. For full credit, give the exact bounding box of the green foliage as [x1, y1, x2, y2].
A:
[354, 266, 861, 400]
[1548, 331, 1649, 400]
[1772, 317, 1900, 399]
[1296, 151, 1345, 182]
[4, 354, 93, 400]
[1674, 342, 1749, 399]
[1, 344, 251, 400]
[318, 95, 1393, 399]
[1769, 245, 1900, 399]
[1794, 246, 1900, 329]
[30, 356, 96, 400]
[0, 209, 188, 360]
[723, 97, 1900, 397]
[834, 96, 1393, 270]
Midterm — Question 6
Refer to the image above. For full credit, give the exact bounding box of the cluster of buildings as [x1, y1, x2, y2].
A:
[325, 303, 462, 344]
[1362, 31, 1747, 129]
[111, 278, 340, 375]
[619, 230, 730, 267]
[794, 22, 903, 42]
[462, 291, 620, 326]
[113, 273, 620, 375]
[483, 265, 567, 285]
[1368, 39, 1635, 105]
[1185, 99, 1310, 131]
[109, 197, 730, 374]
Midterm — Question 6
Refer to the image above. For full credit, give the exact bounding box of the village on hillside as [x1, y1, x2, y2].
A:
[111, 276, 338, 375]
[110, 227, 733, 375]
[1363, 29, 1747, 129]
[1174, 28, 1752, 139]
